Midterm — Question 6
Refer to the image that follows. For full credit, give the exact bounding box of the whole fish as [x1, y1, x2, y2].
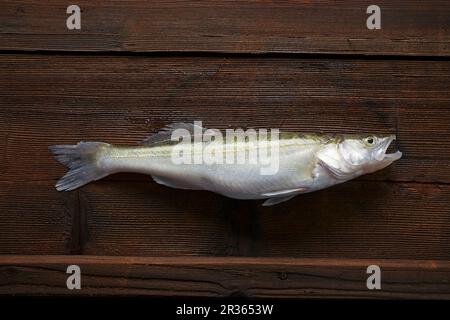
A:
[50, 122, 402, 206]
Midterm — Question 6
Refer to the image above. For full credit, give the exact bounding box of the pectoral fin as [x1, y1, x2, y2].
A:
[262, 188, 307, 197]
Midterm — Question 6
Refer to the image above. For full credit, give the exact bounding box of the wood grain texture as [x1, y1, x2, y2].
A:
[1, 180, 448, 258]
[0, 182, 74, 255]
[80, 182, 236, 256]
[256, 181, 450, 259]
[0, 182, 238, 256]
[1, 0, 448, 299]
[1, 256, 450, 298]
[1, 55, 450, 184]
[0, 1, 449, 56]
[76, 181, 450, 258]
[1, 54, 450, 258]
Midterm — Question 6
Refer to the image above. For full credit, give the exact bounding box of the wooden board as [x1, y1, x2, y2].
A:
[0, 182, 74, 255]
[1, 0, 449, 298]
[80, 181, 450, 259]
[1, 55, 449, 185]
[257, 181, 450, 259]
[1, 55, 449, 260]
[1, 181, 448, 258]
[1, 256, 450, 298]
[0, 1, 449, 55]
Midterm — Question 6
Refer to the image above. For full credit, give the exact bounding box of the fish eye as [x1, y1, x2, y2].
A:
[363, 136, 376, 147]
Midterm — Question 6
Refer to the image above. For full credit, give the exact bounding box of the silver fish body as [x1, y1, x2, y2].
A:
[50, 123, 402, 206]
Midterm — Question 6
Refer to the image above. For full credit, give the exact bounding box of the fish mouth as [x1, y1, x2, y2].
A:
[377, 135, 402, 162]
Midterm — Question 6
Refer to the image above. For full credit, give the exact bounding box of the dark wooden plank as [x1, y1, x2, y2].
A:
[0, 180, 448, 258]
[1, 256, 450, 298]
[1, 55, 449, 258]
[256, 181, 450, 259]
[79, 182, 236, 256]
[0, 1, 449, 55]
[78, 181, 450, 259]
[0, 182, 237, 256]
[0, 181, 74, 255]
[1, 55, 450, 183]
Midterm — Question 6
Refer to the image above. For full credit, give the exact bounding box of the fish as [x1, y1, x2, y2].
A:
[49, 122, 402, 206]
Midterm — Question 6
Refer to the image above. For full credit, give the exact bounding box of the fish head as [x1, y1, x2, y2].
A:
[338, 134, 402, 175]
[317, 134, 402, 180]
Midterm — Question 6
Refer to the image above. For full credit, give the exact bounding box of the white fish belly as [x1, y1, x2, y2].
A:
[101, 142, 338, 200]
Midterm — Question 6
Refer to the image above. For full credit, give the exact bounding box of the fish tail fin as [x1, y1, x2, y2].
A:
[49, 142, 111, 191]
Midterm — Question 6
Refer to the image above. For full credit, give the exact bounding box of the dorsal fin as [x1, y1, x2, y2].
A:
[141, 122, 205, 146]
